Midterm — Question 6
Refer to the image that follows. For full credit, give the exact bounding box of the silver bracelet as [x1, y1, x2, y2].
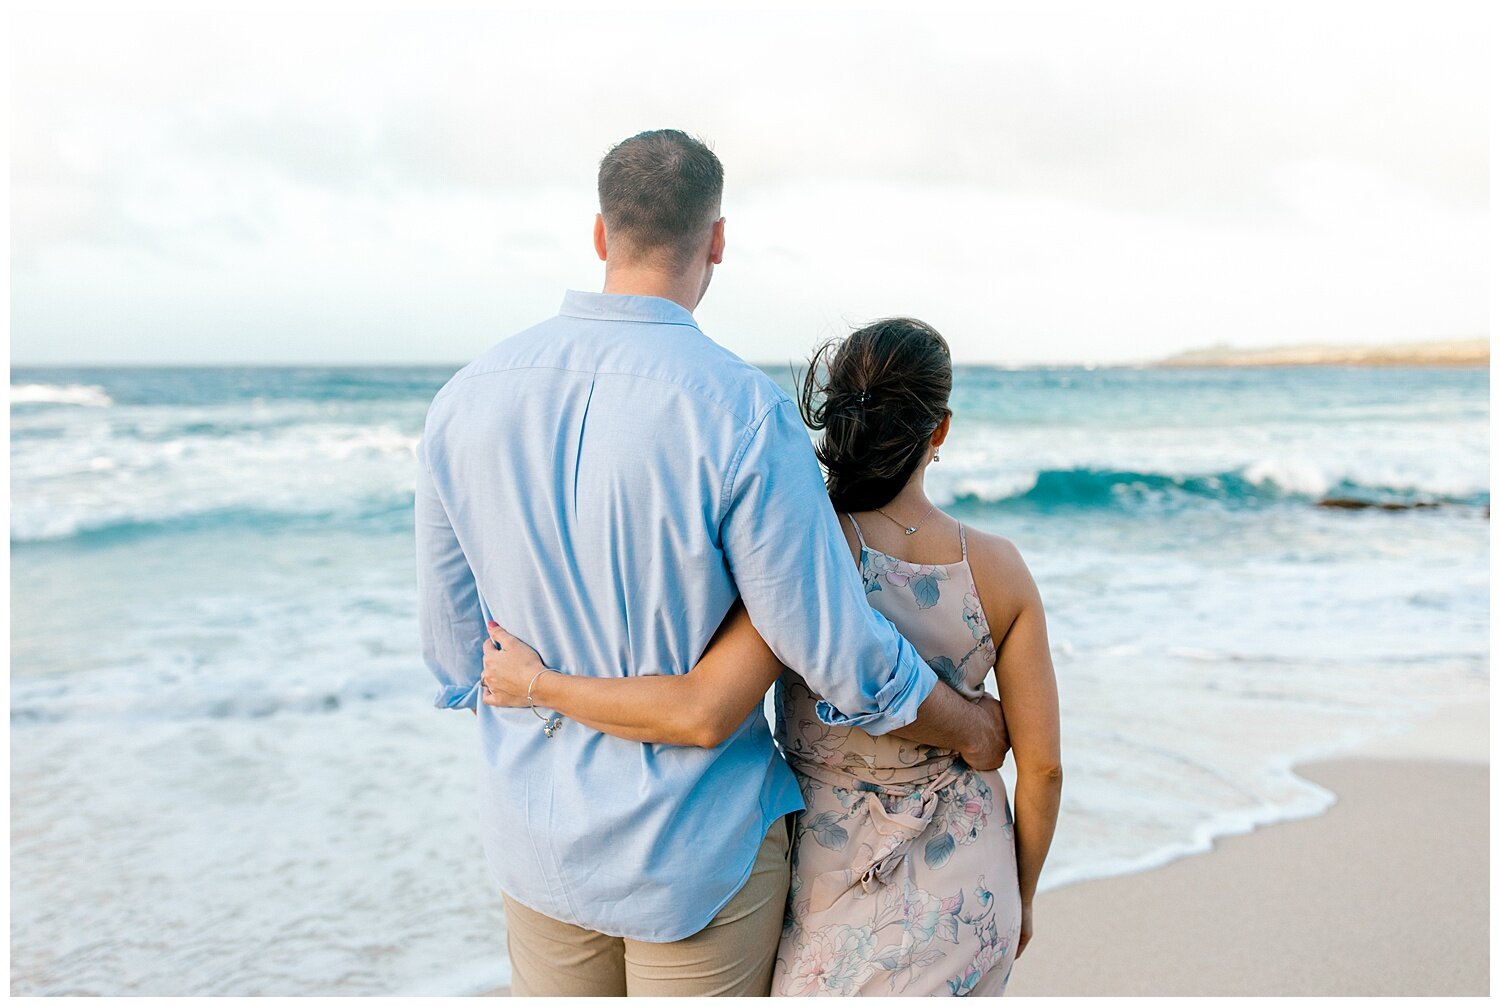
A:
[527, 669, 565, 738]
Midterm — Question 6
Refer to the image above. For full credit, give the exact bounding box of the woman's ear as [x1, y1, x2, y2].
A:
[932, 412, 952, 448]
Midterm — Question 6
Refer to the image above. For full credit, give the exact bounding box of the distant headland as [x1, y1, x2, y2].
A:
[1154, 337, 1488, 368]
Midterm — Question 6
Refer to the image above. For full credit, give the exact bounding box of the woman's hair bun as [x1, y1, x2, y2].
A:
[797, 318, 953, 512]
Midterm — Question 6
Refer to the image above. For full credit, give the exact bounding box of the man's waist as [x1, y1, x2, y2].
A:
[477, 739, 803, 941]
[477, 722, 792, 822]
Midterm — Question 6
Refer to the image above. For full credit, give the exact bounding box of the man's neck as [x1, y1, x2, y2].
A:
[602, 266, 702, 314]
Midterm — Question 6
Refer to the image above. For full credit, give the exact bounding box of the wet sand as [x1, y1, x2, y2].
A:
[1006, 757, 1488, 995]
[1007, 701, 1489, 996]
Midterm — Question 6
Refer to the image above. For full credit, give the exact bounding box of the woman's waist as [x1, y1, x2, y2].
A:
[776, 681, 968, 785]
[784, 748, 967, 790]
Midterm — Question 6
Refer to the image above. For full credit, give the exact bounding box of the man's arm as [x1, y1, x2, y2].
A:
[892, 686, 1008, 768]
[482, 604, 1006, 766]
[718, 399, 1006, 767]
[415, 433, 486, 712]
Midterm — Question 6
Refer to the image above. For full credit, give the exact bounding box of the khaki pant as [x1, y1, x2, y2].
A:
[504, 818, 792, 996]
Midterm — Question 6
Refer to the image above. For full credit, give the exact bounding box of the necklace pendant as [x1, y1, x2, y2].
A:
[904, 526, 917, 535]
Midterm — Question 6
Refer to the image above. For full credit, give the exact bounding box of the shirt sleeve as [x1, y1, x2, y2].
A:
[415, 434, 485, 711]
[719, 398, 938, 735]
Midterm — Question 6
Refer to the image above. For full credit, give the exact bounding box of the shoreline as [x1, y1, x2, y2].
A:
[1005, 756, 1488, 996]
[481, 701, 1488, 997]
[1152, 337, 1488, 369]
[14, 355, 1492, 374]
[1007, 700, 1489, 996]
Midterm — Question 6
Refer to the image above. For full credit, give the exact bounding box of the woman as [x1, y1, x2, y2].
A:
[481, 318, 1062, 996]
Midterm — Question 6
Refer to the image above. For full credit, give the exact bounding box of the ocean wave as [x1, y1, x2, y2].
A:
[945, 464, 1490, 512]
[11, 498, 415, 545]
[15, 462, 1486, 545]
[11, 383, 114, 408]
[11, 419, 422, 544]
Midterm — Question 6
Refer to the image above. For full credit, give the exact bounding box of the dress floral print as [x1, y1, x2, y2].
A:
[772, 519, 1022, 997]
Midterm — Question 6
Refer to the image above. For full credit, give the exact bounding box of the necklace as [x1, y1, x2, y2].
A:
[874, 500, 937, 536]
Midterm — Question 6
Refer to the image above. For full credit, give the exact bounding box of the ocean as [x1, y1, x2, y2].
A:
[9, 362, 1489, 995]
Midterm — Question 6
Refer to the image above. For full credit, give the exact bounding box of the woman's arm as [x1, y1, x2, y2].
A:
[481, 601, 784, 748]
[970, 531, 1062, 959]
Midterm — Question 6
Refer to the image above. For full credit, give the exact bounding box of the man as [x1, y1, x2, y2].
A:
[416, 129, 1007, 996]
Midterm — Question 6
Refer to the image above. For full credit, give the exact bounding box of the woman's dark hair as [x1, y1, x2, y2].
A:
[797, 317, 953, 513]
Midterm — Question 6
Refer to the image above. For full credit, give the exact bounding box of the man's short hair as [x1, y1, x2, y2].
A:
[598, 130, 723, 266]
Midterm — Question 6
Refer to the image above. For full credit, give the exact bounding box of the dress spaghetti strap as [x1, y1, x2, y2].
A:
[844, 513, 869, 551]
[958, 522, 968, 560]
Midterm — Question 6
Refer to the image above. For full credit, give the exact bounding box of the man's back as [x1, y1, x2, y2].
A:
[418, 284, 939, 947]
[417, 290, 804, 939]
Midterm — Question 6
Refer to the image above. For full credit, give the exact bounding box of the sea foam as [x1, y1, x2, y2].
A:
[11, 383, 115, 407]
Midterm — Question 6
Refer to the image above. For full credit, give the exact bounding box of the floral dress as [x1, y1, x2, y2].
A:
[771, 517, 1021, 997]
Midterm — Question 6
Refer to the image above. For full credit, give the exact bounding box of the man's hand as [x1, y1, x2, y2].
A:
[958, 695, 1011, 771]
[890, 684, 1012, 764]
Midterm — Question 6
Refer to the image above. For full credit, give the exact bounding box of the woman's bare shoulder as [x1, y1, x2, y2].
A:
[963, 525, 1043, 615]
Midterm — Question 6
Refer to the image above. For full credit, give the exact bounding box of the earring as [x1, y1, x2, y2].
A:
[933, 449, 941, 463]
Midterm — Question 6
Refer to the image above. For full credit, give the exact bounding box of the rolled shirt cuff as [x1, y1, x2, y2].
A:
[433, 682, 481, 711]
[814, 649, 938, 735]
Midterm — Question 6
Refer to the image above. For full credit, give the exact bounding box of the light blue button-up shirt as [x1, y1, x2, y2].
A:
[416, 290, 938, 941]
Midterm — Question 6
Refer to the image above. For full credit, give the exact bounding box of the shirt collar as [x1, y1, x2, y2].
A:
[559, 289, 700, 328]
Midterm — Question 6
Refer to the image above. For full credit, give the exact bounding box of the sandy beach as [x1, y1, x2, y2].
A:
[1007, 701, 1489, 996]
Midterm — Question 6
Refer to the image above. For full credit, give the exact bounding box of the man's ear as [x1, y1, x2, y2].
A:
[594, 214, 608, 261]
[932, 412, 952, 447]
[708, 217, 726, 265]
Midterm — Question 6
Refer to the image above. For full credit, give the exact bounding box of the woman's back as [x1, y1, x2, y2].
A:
[775, 513, 997, 777]
[771, 511, 1022, 996]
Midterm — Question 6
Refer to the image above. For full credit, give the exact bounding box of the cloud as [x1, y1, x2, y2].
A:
[8, 2, 1489, 364]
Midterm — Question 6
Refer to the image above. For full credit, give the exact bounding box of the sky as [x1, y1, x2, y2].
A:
[9, 1, 1490, 366]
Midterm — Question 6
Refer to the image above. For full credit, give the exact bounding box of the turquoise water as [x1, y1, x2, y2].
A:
[10, 364, 1489, 994]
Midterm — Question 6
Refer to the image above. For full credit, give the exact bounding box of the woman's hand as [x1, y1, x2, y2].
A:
[481, 621, 549, 708]
[1016, 901, 1033, 958]
[468, 603, 782, 746]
